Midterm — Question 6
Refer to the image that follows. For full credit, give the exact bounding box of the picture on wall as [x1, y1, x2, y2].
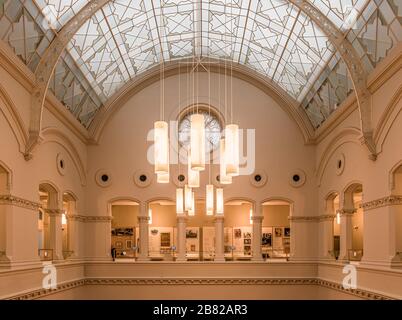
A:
[283, 238, 291, 246]
[224, 245, 232, 253]
[275, 228, 282, 237]
[244, 246, 251, 255]
[234, 229, 242, 239]
[243, 232, 252, 239]
[284, 227, 291, 237]
[186, 229, 198, 239]
[244, 238, 251, 245]
[125, 240, 133, 249]
[115, 241, 123, 249]
[262, 233, 272, 246]
[190, 244, 196, 252]
[112, 228, 134, 236]
[160, 232, 171, 247]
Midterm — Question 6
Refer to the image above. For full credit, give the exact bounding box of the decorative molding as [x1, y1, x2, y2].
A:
[7, 277, 394, 300]
[0, 195, 41, 211]
[251, 215, 264, 222]
[336, 209, 357, 216]
[289, 215, 337, 222]
[138, 216, 150, 223]
[361, 196, 402, 211]
[44, 209, 64, 216]
[66, 215, 112, 222]
[318, 215, 336, 222]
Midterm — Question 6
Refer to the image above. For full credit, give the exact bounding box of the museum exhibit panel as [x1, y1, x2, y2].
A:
[0, 0, 402, 300]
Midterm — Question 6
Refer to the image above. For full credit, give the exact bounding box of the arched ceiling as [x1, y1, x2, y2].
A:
[0, 0, 401, 130]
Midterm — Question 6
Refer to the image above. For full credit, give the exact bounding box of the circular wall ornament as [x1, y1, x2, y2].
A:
[250, 171, 267, 188]
[95, 169, 112, 188]
[171, 166, 187, 187]
[289, 170, 306, 188]
[56, 153, 66, 176]
[134, 171, 152, 188]
[336, 154, 345, 176]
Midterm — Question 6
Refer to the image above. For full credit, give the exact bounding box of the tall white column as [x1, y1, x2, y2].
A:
[321, 215, 335, 260]
[176, 215, 187, 262]
[66, 215, 80, 259]
[214, 216, 225, 262]
[251, 215, 263, 261]
[339, 210, 354, 262]
[47, 209, 64, 261]
[137, 203, 149, 261]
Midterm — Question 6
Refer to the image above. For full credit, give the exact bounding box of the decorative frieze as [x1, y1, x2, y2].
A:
[336, 209, 357, 216]
[0, 194, 41, 211]
[7, 277, 394, 300]
[288, 215, 338, 222]
[44, 209, 64, 216]
[361, 196, 402, 211]
[66, 215, 112, 222]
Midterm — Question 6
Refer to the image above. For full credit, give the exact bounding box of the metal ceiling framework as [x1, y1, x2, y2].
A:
[0, 0, 384, 160]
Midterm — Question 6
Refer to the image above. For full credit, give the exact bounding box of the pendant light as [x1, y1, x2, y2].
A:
[185, 184, 192, 211]
[157, 166, 169, 184]
[190, 114, 205, 171]
[206, 184, 214, 216]
[216, 188, 224, 215]
[176, 188, 184, 214]
[188, 152, 200, 188]
[219, 138, 232, 185]
[154, 121, 169, 175]
[249, 208, 253, 225]
[225, 124, 239, 176]
[336, 212, 341, 225]
[188, 192, 195, 216]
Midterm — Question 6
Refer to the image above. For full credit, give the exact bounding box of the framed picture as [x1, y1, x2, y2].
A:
[244, 238, 251, 245]
[125, 240, 133, 249]
[115, 241, 123, 249]
[243, 232, 252, 239]
[262, 233, 272, 246]
[275, 228, 282, 237]
[283, 238, 290, 246]
[244, 246, 251, 255]
[186, 229, 198, 239]
[190, 244, 196, 252]
[160, 232, 171, 247]
[234, 229, 241, 239]
[284, 227, 290, 237]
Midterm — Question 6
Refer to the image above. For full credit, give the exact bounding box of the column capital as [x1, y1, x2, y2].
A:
[138, 216, 150, 223]
[177, 215, 188, 223]
[251, 215, 263, 222]
[44, 208, 65, 216]
[337, 209, 356, 216]
[214, 215, 224, 222]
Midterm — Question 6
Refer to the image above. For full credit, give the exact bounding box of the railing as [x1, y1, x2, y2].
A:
[348, 249, 363, 261]
[38, 249, 53, 261]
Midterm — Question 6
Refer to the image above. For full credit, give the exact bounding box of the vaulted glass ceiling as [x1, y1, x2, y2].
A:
[0, 0, 401, 129]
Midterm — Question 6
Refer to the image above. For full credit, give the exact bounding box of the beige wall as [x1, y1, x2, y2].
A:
[112, 205, 139, 228]
[262, 205, 290, 227]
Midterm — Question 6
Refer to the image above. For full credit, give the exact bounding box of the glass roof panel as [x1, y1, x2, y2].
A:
[33, 0, 89, 31]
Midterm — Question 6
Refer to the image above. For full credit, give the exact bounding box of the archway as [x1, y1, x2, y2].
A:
[147, 199, 177, 261]
[324, 193, 340, 259]
[62, 192, 77, 259]
[391, 165, 402, 261]
[342, 183, 364, 261]
[110, 199, 140, 260]
[261, 200, 292, 260]
[224, 200, 254, 261]
[0, 164, 10, 261]
[38, 182, 60, 261]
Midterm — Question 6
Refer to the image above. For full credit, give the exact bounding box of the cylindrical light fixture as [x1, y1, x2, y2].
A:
[249, 208, 253, 225]
[216, 188, 224, 215]
[176, 188, 184, 214]
[225, 124, 239, 176]
[157, 170, 169, 184]
[154, 121, 169, 174]
[188, 192, 195, 216]
[190, 114, 205, 171]
[206, 184, 214, 216]
[220, 139, 232, 185]
[188, 152, 200, 188]
[185, 184, 192, 211]
[336, 212, 341, 225]
[148, 208, 153, 225]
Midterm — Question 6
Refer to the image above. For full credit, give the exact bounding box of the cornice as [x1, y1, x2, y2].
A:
[7, 277, 394, 300]
[361, 196, 402, 211]
[0, 194, 41, 211]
